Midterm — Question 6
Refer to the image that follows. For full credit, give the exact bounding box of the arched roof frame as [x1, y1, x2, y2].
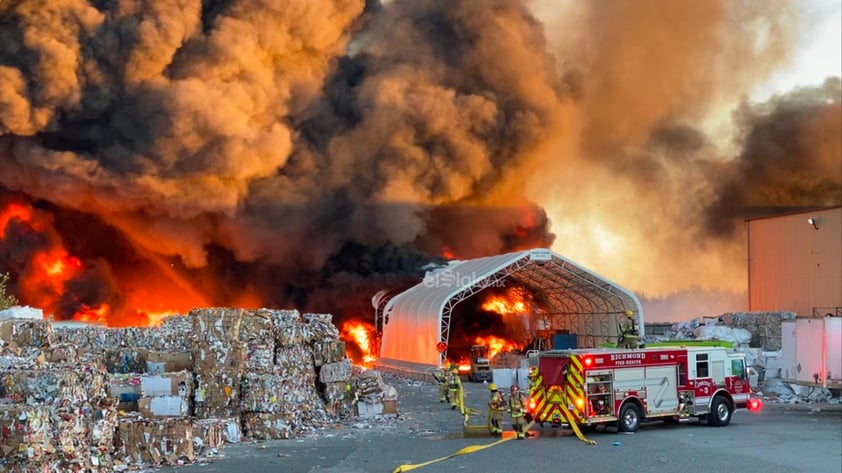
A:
[378, 248, 644, 366]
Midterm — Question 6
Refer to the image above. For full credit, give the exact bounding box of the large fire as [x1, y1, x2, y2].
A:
[474, 335, 520, 360]
[481, 287, 531, 315]
[340, 321, 376, 367]
[0, 201, 203, 326]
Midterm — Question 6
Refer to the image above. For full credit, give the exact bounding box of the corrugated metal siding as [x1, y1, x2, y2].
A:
[748, 207, 842, 315]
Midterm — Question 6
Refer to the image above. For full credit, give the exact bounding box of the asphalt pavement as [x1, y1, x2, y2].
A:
[160, 374, 842, 473]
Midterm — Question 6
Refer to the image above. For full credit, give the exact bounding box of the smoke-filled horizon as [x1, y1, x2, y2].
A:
[0, 0, 840, 325]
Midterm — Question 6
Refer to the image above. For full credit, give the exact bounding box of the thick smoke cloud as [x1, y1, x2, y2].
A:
[0, 0, 556, 323]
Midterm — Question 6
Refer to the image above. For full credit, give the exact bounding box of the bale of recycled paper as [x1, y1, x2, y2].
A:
[107, 374, 141, 403]
[138, 396, 191, 417]
[191, 308, 242, 342]
[302, 313, 341, 342]
[114, 416, 194, 467]
[43, 342, 78, 363]
[321, 381, 355, 417]
[319, 359, 352, 383]
[104, 348, 148, 374]
[0, 369, 90, 404]
[192, 369, 242, 419]
[239, 372, 285, 413]
[146, 351, 192, 373]
[140, 371, 192, 397]
[193, 340, 245, 374]
[0, 405, 55, 463]
[239, 311, 273, 342]
[312, 340, 346, 367]
[0, 318, 54, 348]
[275, 345, 315, 376]
[192, 418, 227, 457]
[243, 341, 275, 373]
[53, 406, 116, 469]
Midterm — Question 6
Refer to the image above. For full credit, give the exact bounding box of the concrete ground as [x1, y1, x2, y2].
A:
[159, 374, 842, 473]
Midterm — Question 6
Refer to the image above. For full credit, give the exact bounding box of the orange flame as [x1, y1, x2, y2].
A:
[1, 202, 198, 326]
[0, 203, 37, 236]
[482, 295, 527, 314]
[341, 321, 377, 367]
[474, 335, 520, 360]
[74, 304, 110, 325]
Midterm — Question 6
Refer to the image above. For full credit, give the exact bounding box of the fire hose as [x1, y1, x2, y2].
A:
[391, 420, 536, 473]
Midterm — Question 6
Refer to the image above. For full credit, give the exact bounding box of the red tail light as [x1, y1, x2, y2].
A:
[748, 398, 762, 412]
[528, 398, 536, 411]
[584, 357, 593, 367]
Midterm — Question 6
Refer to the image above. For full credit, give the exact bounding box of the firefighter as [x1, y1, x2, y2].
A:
[487, 383, 505, 437]
[618, 309, 640, 349]
[448, 368, 463, 411]
[435, 363, 450, 403]
[508, 384, 529, 439]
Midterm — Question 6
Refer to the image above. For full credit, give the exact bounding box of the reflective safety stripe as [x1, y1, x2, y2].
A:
[567, 355, 586, 422]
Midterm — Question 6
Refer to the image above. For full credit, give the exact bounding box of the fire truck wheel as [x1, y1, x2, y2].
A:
[708, 396, 732, 427]
[618, 403, 641, 433]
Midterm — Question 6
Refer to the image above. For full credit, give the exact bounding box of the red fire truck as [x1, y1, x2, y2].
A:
[526, 346, 761, 439]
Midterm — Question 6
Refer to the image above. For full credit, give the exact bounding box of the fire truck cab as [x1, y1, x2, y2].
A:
[526, 346, 761, 434]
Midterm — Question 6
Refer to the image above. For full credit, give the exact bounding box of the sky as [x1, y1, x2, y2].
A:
[530, 0, 842, 322]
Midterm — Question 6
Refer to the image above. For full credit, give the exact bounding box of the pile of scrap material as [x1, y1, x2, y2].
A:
[651, 311, 795, 350]
[352, 369, 398, 418]
[0, 306, 360, 471]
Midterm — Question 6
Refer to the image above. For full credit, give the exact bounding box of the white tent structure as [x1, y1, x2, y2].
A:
[375, 248, 644, 367]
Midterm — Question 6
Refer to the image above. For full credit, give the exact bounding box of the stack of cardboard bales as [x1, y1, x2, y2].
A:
[0, 315, 117, 471]
[191, 307, 246, 421]
[0, 306, 368, 471]
[240, 310, 336, 439]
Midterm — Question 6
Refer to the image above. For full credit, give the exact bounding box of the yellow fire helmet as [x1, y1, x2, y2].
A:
[489, 383, 498, 391]
[625, 310, 634, 318]
[451, 368, 459, 374]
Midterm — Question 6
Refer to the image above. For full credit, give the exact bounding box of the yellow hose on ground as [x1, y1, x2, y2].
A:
[391, 422, 535, 473]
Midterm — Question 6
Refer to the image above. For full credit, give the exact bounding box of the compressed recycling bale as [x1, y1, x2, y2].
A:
[193, 340, 245, 374]
[146, 351, 193, 373]
[138, 396, 191, 417]
[140, 371, 193, 397]
[312, 340, 346, 367]
[321, 381, 355, 417]
[43, 342, 78, 363]
[104, 348, 148, 374]
[319, 359, 352, 383]
[51, 399, 119, 471]
[191, 308, 242, 342]
[107, 374, 141, 403]
[302, 313, 341, 342]
[239, 311, 273, 341]
[240, 372, 321, 414]
[192, 418, 227, 457]
[0, 405, 55, 464]
[0, 318, 55, 348]
[192, 369, 242, 419]
[0, 354, 41, 371]
[0, 363, 107, 404]
[275, 345, 315, 377]
[243, 342, 275, 373]
[114, 415, 194, 467]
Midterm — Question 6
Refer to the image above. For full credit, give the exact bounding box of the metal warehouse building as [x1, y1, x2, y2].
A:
[747, 205, 842, 316]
